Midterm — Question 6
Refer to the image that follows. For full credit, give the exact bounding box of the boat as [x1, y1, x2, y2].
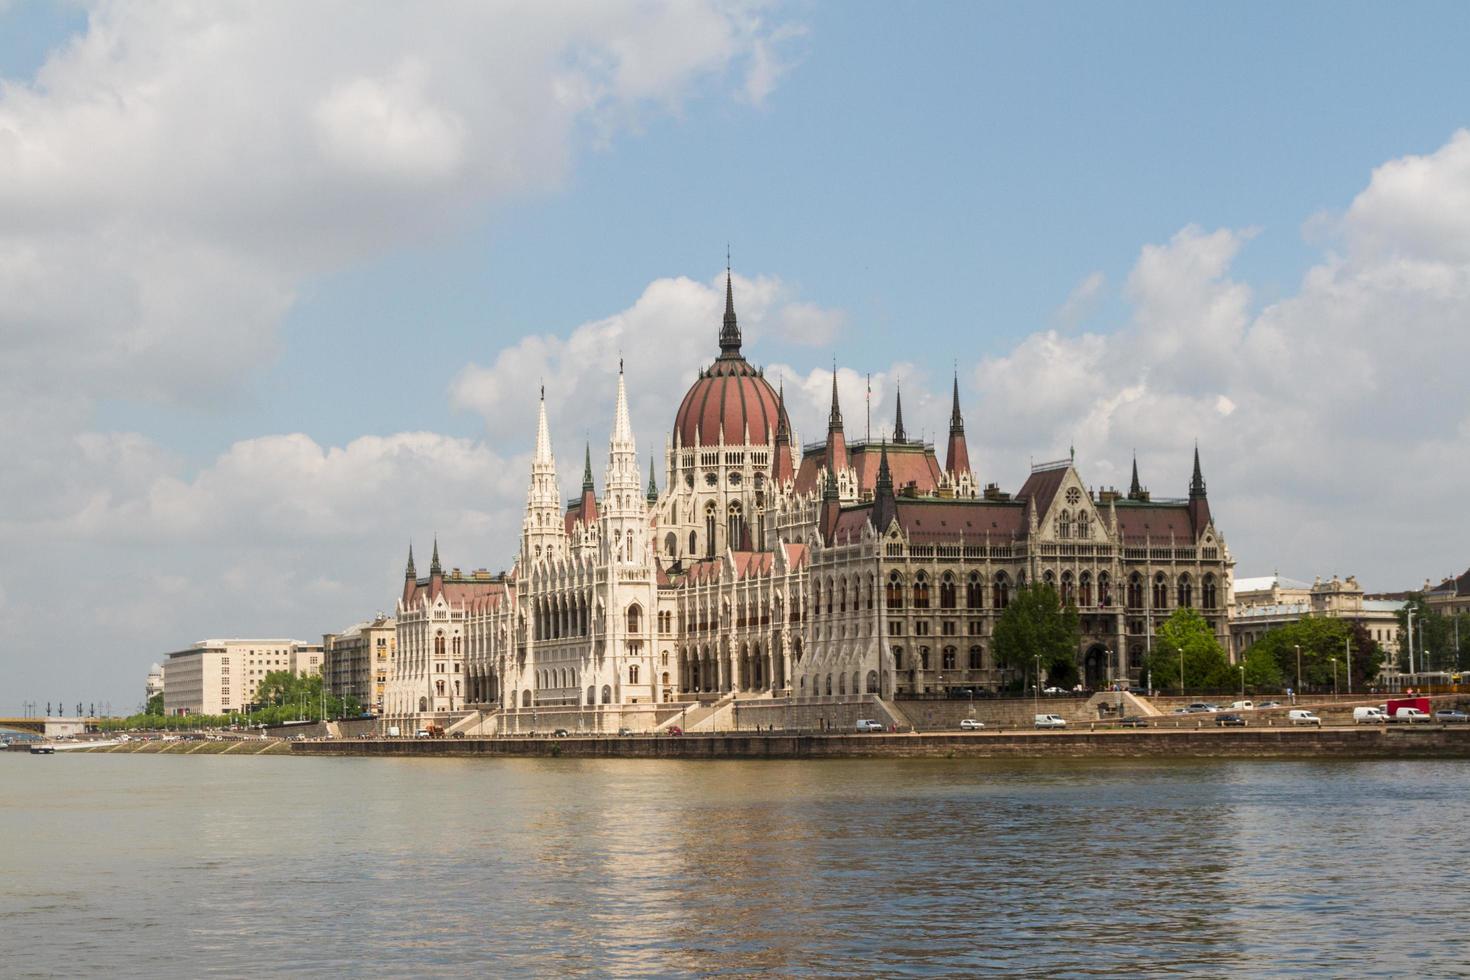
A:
[29, 744, 55, 755]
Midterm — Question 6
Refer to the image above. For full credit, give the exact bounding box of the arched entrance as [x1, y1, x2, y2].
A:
[1083, 644, 1109, 690]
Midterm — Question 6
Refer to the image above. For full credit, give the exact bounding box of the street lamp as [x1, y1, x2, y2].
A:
[1294, 643, 1302, 702]
[1331, 657, 1338, 696]
[1033, 655, 1041, 717]
[1239, 663, 1245, 701]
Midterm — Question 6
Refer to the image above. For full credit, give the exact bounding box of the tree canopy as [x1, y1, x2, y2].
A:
[1395, 595, 1469, 673]
[1142, 608, 1233, 693]
[992, 583, 1082, 688]
[1244, 617, 1382, 692]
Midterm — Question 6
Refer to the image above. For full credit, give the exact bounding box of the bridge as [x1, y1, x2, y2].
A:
[0, 717, 95, 737]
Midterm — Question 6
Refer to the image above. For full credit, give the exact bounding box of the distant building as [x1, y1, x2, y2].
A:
[323, 615, 396, 714]
[145, 663, 165, 706]
[1228, 573, 1402, 663]
[1424, 568, 1470, 617]
[162, 639, 323, 716]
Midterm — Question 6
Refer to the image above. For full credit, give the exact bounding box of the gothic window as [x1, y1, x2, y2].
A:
[705, 502, 717, 558]
[913, 572, 931, 609]
[967, 573, 983, 609]
[602, 685, 612, 704]
[886, 571, 904, 610]
[689, 531, 697, 555]
[939, 573, 957, 609]
[920, 647, 931, 670]
[665, 532, 677, 556]
[1076, 511, 1090, 539]
[993, 572, 1011, 610]
[893, 647, 904, 670]
[1152, 572, 1169, 609]
[626, 604, 642, 634]
[629, 664, 639, 684]
[826, 577, 835, 615]
[968, 646, 982, 669]
[1057, 510, 1071, 539]
[1080, 571, 1093, 608]
[1127, 573, 1143, 609]
[1098, 572, 1111, 607]
[1202, 574, 1218, 610]
[1177, 575, 1193, 609]
[1060, 571, 1075, 607]
[728, 501, 744, 548]
[867, 575, 875, 610]
[942, 647, 957, 670]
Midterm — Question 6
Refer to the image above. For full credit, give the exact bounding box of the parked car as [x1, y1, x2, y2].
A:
[1034, 714, 1067, 729]
[855, 719, 884, 733]
[1258, 701, 1283, 709]
[1042, 686, 1066, 695]
[551, 728, 570, 737]
[616, 727, 634, 736]
[959, 718, 985, 730]
[1288, 709, 1322, 727]
[414, 729, 431, 738]
[1392, 707, 1431, 723]
[1353, 707, 1388, 724]
[1215, 713, 1247, 727]
[666, 725, 683, 736]
[1230, 700, 1255, 710]
[1186, 702, 1218, 713]
[1119, 716, 1150, 728]
[1435, 710, 1469, 724]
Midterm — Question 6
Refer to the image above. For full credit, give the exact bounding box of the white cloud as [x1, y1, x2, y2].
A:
[1052, 270, 1106, 329]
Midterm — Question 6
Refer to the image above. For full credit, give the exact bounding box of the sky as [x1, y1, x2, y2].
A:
[2, 1, 1469, 714]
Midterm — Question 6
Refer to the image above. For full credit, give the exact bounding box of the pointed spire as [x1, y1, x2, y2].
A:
[1129, 452, 1142, 498]
[775, 378, 790, 440]
[534, 387, 553, 464]
[871, 438, 897, 534]
[718, 263, 741, 357]
[892, 383, 906, 443]
[404, 543, 416, 579]
[949, 372, 964, 432]
[823, 464, 839, 500]
[582, 442, 594, 492]
[876, 439, 894, 498]
[828, 364, 843, 431]
[646, 457, 658, 503]
[430, 537, 442, 575]
[1190, 443, 1206, 497]
[611, 361, 634, 448]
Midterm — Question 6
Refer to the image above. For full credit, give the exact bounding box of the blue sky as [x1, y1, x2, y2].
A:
[2, 1, 1469, 711]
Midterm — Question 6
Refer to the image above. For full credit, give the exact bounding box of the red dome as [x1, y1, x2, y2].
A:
[673, 358, 785, 447]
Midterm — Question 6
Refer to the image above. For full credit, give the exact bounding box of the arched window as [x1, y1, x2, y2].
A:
[689, 530, 697, 555]
[968, 646, 983, 669]
[825, 675, 833, 696]
[942, 646, 957, 670]
[522, 690, 532, 707]
[1057, 509, 1071, 539]
[629, 664, 639, 684]
[1076, 511, 1090, 539]
[626, 604, 642, 634]
[893, 647, 904, 670]
[727, 501, 744, 548]
[1152, 572, 1169, 609]
[1177, 574, 1193, 609]
[587, 686, 595, 705]
[993, 572, 1011, 610]
[1079, 571, 1093, 608]
[939, 573, 957, 609]
[913, 572, 931, 609]
[825, 577, 834, 615]
[1060, 571, 1075, 607]
[601, 685, 612, 704]
[1202, 574, 1218, 610]
[886, 571, 904, 610]
[920, 647, 931, 670]
[435, 633, 445, 656]
[665, 532, 677, 556]
[967, 573, 983, 609]
[1127, 573, 1143, 609]
[838, 673, 846, 695]
[704, 502, 717, 558]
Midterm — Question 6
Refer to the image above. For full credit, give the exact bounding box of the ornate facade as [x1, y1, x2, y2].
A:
[385, 272, 1235, 728]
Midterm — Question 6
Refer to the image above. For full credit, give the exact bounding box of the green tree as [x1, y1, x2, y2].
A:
[1246, 617, 1365, 693]
[146, 693, 164, 715]
[1395, 595, 1461, 673]
[1143, 608, 1232, 694]
[1240, 643, 1284, 693]
[992, 583, 1082, 689]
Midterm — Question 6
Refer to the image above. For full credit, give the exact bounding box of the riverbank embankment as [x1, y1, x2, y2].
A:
[291, 726, 1470, 760]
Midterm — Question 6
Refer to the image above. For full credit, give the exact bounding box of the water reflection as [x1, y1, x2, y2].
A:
[1, 756, 1466, 977]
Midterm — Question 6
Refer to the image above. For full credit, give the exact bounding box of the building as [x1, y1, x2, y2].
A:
[145, 663, 165, 706]
[1425, 568, 1470, 618]
[1228, 573, 1402, 660]
[162, 638, 323, 716]
[385, 271, 1234, 729]
[323, 615, 396, 714]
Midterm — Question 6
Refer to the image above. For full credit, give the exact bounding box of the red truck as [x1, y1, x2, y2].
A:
[1385, 697, 1431, 722]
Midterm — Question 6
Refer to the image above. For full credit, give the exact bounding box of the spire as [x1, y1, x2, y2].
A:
[718, 264, 741, 357]
[875, 439, 894, 498]
[949, 372, 964, 432]
[944, 371, 972, 480]
[1129, 452, 1142, 499]
[582, 442, 594, 492]
[775, 379, 790, 440]
[892, 383, 906, 443]
[872, 438, 897, 533]
[430, 537, 442, 575]
[1190, 443, 1206, 497]
[646, 457, 658, 503]
[534, 387, 553, 464]
[823, 464, 839, 500]
[611, 361, 634, 448]
[828, 364, 843, 431]
[404, 543, 416, 579]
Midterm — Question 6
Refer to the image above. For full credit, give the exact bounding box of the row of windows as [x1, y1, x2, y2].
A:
[892, 646, 985, 671]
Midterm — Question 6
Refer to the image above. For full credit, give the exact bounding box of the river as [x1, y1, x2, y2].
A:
[1, 754, 1464, 977]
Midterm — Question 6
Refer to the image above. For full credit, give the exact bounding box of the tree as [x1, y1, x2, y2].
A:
[1347, 620, 1386, 688]
[1395, 596, 1464, 673]
[1143, 608, 1232, 694]
[1246, 617, 1369, 692]
[146, 693, 164, 715]
[1240, 643, 1283, 693]
[992, 583, 1082, 688]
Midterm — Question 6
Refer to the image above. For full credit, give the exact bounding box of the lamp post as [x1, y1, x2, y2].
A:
[1331, 657, 1338, 696]
[1294, 643, 1302, 702]
[1033, 655, 1041, 717]
[1345, 633, 1353, 695]
[1406, 607, 1416, 676]
[1239, 663, 1245, 701]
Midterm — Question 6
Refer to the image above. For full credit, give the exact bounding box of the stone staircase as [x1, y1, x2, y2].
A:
[660, 693, 734, 733]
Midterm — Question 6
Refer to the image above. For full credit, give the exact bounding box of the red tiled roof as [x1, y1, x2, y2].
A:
[832, 498, 1027, 542]
[1016, 465, 1067, 519]
[795, 441, 944, 495]
[673, 363, 784, 448]
[1113, 503, 1198, 543]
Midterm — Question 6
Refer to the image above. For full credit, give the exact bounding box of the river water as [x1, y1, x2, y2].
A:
[1, 754, 1466, 977]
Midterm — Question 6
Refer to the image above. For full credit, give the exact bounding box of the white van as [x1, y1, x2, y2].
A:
[855, 719, 884, 733]
[1288, 709, 1322, 727]
[1353, 707, 1387, 724]
[1230, 700, 1254, 710]
[1034, 714, 1067, 729]
[1392, 707, 1431, 723]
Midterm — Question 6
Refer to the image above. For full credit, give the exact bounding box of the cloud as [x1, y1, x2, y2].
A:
[1052, 270, 1106, 330]
[965, 132, 1470, 587]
